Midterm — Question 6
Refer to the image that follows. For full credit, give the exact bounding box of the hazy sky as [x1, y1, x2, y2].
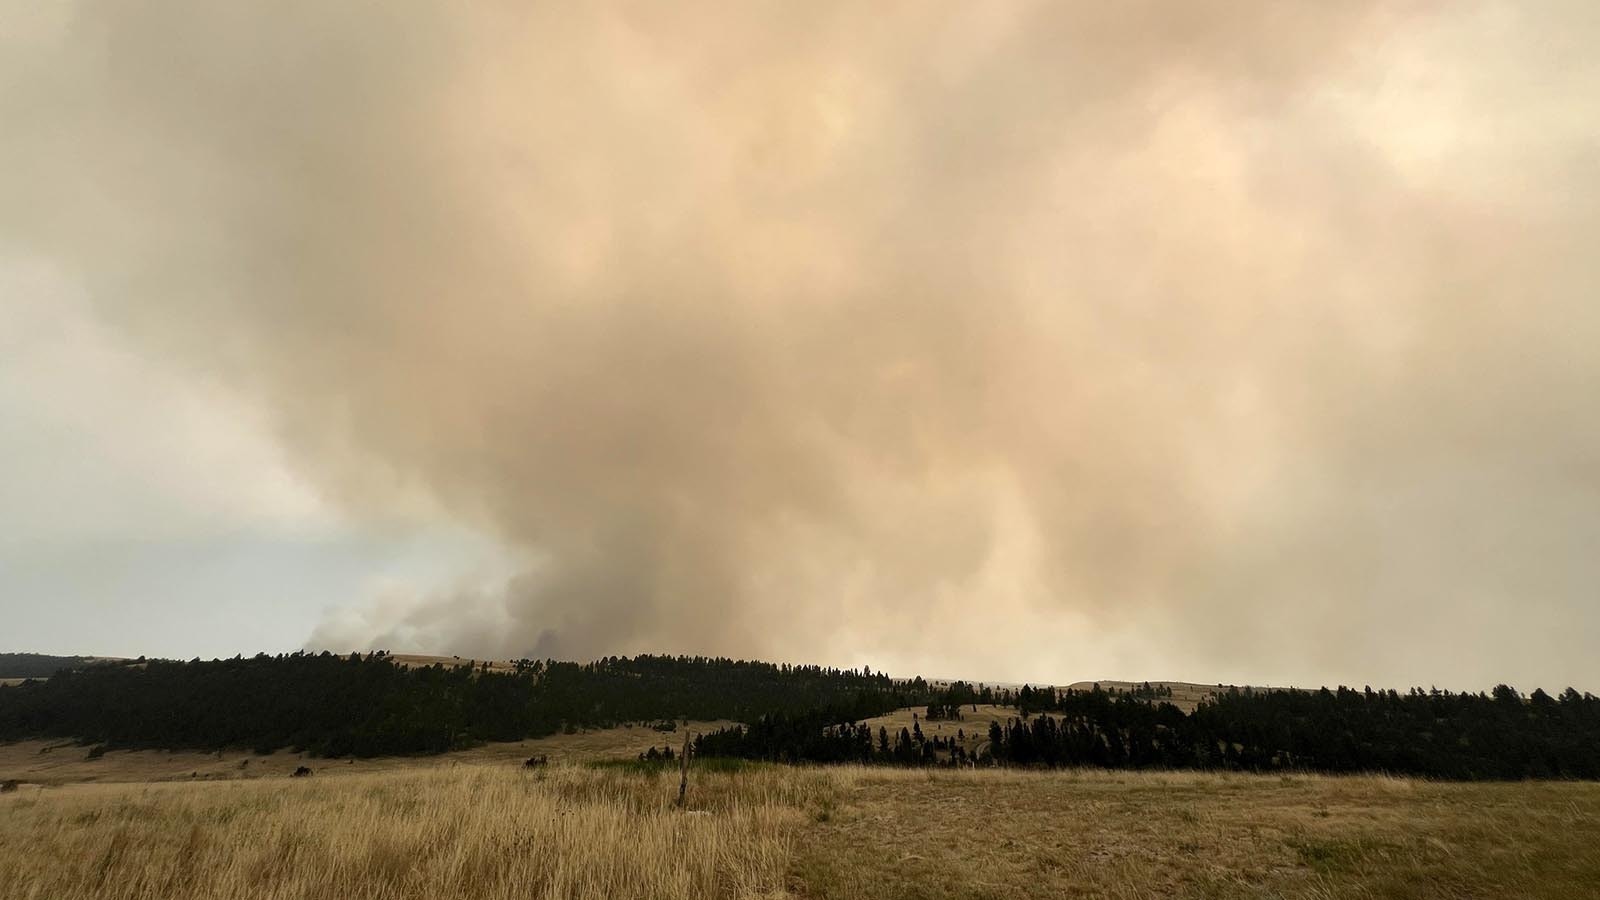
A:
[4, 2, 1599, 690]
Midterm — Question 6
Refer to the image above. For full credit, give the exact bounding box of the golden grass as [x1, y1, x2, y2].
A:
[4, 763, 1598, 899]
[797, 768, 1600, 899]
[0, 763, 825, 900]
[0, 720, 734, 786]
[858, 704, 1014, 755]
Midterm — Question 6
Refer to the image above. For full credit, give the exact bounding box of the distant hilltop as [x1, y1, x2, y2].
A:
[0, 653, 112, 682]
[5, 651, 1276, 712]
[1062, 681, 1289, 712]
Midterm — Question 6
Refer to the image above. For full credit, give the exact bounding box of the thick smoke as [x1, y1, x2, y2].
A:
[4, 2, 1599, 686]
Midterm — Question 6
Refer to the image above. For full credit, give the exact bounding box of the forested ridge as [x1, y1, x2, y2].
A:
[697, 682, 1600, 780]
[989, 684, 1600, 778]
[4, 653, 1597, 778]
[0, 652, 926, 757]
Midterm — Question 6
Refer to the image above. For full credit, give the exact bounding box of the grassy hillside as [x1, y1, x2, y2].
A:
[858, 703, 1012, 755]
[1063, 680, 1245, 712]
[0, 653, 98, 679]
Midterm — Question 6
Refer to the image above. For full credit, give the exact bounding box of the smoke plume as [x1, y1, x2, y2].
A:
[4, 2, 1599, 686]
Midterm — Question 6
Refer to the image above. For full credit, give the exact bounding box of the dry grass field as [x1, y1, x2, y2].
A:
[795, 769, 1600, 899]
[859, 704, 1014, 755]
[0, 721, 734, 786]
[3, 760, 1597, 900]
[0, 763, 812, 900]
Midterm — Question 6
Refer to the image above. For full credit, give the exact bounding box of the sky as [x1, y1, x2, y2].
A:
[3, 2, 1599, 690]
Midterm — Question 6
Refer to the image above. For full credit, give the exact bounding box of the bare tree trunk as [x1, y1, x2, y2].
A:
[676, 730, 692, 807]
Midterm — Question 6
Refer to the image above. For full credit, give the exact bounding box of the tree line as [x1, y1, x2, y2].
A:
[696, 683, 1600, 779]
[695, 708, 979, 766]
[0, 652, 931, 757]
[5, 654, 1596, 778]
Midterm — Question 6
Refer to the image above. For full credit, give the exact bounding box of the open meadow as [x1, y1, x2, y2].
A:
[4, 754, 1597, 900]
[0, 720, 734, 787]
